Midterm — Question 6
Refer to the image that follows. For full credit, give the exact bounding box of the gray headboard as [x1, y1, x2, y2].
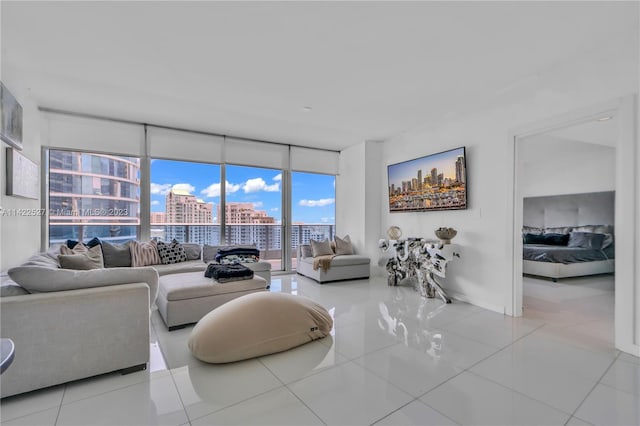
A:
[523, 191, 614, 228]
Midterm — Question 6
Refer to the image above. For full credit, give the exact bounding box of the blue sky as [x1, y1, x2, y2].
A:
[150, 160, 335, 224]
[387, 147, 465, 187]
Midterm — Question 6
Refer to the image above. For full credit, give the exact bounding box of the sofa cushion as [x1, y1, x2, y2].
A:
[152, 260, 207, 276]
[130, 240, 161, 267]
[310, 240, 333, 257]
[159, 271, 267, 301]
[59, 244, 104, 269]
[101, 241, 132, 268]
[18, 246, 62, 269]
[182, 243, 202, 261]
[328, 254, 370, 267]
[334, 235, 354, 255]
[7, 266, 159, 305]
[157, 240, 188, 264]
[188, 292, 332, 363]
[0, 274, 29, 297]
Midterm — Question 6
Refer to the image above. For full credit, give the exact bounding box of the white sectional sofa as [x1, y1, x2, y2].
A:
[296, 244, 370, 283]
[0, 243, 272, 398]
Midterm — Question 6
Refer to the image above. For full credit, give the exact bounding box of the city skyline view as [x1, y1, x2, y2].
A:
[388, 147, 466, 212]
[387, 147, 465, 187]
[150, 160, 335, 224]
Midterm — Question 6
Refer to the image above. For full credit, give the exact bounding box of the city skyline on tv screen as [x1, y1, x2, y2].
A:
[388, 146, 466, 212]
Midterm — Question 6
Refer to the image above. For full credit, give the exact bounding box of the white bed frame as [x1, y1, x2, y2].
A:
[523, 259, 615, 282]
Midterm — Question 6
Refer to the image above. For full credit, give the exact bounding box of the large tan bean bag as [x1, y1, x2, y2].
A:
[188, 292, 333, 363]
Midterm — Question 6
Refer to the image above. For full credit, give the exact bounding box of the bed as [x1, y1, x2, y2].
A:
[522, 225, 615, 281]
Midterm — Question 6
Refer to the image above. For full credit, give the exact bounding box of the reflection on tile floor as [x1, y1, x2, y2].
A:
[2, 273, 638, 425]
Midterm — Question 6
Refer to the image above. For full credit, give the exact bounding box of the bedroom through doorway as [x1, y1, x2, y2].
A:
[517, 116, 617, 349]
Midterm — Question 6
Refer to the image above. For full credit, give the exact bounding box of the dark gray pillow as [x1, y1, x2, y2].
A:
[568, 232, 606, 250]
[182, 243, 201, 261]
[101, 241, 132, 268]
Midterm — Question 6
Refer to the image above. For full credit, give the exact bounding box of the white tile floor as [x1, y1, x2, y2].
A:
[1, 273, 638, 426]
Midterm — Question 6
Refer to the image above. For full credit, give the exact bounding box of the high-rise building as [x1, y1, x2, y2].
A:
[48, 150, 140, 244]
[417, 170, 422, 191]
[455, 155, 466, 184]
[431, 168, 438, 187]
[220, 203, 278, 250]
[165, 189, 214, 244]
[150, 212, 166, 224]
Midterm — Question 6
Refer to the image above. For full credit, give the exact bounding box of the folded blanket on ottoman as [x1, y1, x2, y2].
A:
[205, 263, 254, 283]
[215, 247, 261, 264]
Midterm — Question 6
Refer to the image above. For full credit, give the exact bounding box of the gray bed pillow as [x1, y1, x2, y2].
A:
[573, 225, 614, 249]
[182, 243, 202, 261]
[568, 232, 606, 250]
[101, 241, 132, 268]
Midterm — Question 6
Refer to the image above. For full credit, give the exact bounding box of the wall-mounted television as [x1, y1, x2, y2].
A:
[1, 82, 23, 150]
[388, 146, 467, 212]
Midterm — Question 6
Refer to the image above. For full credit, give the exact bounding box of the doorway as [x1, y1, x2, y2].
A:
[509, 96, 638, 355]
[518, 117, 617, 348]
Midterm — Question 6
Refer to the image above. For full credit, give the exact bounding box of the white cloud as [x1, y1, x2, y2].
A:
[321, 217, 329, 223]
[172, 183, 195, 194]
[243, 177, 280, 193]
[151, 200, 160, 206]
[253, 201, 264, 209]
[150, 183, 172, 195]
[273, 173, 282, 181]
[299, 198, 335, 207]
[201, 181, 241, 198]
[270, 207, 279, 212]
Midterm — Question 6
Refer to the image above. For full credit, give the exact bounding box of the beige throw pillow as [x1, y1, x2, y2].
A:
[59, 244, 104, 269]
[130, 240, 161, 267]
[334, 235, 354, 255]
[310, 239, 333, 257]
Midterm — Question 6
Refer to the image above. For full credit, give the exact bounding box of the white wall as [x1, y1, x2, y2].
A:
[519, 136, 615, 198]
[337, 35, 638, 314]
[336, 140, 383, 275]
[0, 73, 43, 270]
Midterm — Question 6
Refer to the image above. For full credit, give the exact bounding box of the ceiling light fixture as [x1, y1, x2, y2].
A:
[597, 116, 613, 121]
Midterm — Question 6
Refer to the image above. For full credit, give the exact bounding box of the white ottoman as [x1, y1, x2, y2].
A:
[157, 271, 268, 330]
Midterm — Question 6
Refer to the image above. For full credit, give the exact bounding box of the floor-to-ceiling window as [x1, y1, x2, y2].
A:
[48, 149, 140, 245]
[149, 159, 221, 245]
[291, 171, 335, 269]
[224, 165, 283, 270]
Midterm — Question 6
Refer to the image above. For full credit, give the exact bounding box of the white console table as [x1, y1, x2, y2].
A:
[385, 239, 460, 303]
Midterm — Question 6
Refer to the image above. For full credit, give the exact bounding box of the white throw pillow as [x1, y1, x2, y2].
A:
[334, 235, 354, 255]
[310, 239, 333, 257]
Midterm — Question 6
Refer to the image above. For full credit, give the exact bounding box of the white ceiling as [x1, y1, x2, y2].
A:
[1, 1, 637, 151]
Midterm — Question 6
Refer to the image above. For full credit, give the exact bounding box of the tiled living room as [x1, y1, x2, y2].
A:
[1, 2, 640, 426]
